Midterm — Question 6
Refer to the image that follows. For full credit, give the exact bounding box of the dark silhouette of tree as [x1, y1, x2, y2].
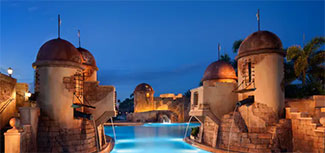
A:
[232, 40, 243, 53]
[184, 89, 191, 98]
[286, 37, 325, 84]
[220, 54, 231, 63]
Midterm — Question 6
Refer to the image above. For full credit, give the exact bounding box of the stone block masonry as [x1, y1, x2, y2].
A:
[37, 115, 97, 153]
[199, 110, 293, 152]
[286, 107, 325, 153]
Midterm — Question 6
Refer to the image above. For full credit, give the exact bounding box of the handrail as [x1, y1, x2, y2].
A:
[232, 79, 255, 92]
[73, 93, 95, 109]
[0, 98, 15, 114]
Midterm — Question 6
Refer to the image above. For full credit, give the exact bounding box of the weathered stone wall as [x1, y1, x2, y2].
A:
[238, 102, 278, 133]
[127, 110, 178, 122]
[21, 125, 33, 152]
[134, 91, 154, 113]
[0, 73, 17, 130]
[198, 110, 293, 152]
[15, 83, 29, 108]
[285, 98, 316, 117]
[286, 107, 325, 153]
[202, 82, 238, 120]
[83, 81, 116, 125]
[37, 66, 83, 128]
[37, 115, 97, 153]
[154, 97, 189, 122]
[202, 116, 218, 147]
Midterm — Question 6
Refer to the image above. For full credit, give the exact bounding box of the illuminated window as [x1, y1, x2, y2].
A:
[146, 92, 150, 98]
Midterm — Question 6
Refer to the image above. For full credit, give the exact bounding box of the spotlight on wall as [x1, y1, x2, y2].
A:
[7, 67, 13, 77]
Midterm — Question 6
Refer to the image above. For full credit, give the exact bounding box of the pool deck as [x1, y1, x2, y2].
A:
[184, 137, 238, 153]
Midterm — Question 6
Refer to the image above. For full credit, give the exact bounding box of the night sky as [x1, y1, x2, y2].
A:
[1, 1, 324, 100]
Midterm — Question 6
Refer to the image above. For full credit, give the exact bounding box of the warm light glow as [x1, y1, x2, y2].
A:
[146, 93, 150, 98]
[25, 92, 32, 98]
[7, 67, 13, 76]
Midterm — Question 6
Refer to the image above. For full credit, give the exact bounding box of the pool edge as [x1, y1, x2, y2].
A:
[184, 137, 238, 153]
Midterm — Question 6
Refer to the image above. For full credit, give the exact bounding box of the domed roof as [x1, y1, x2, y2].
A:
[77, 47, 97, 67]
[202, 60, 237, 81]
[134, 83, 154, 92]
[36, 38, 82, 64]
[236, 31, 284, 60]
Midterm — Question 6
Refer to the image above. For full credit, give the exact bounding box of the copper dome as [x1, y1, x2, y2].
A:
[77, 47, 97, 67]
[202, 60, 237, 82]
[134, 83, 154, 92]
[236, 31, 284, 60]
[36, 38, 82, 64]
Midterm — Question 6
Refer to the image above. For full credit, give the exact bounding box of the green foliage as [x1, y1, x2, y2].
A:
[285, 36, 325, 97]
[286, 37, 325, 84]
[191, 127, 199, 137]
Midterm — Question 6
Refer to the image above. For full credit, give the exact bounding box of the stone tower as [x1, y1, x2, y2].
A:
[190, 60, 238, 119]
[235, 31, 285, 131]
[33, 38, 84, 128]
[77, 47, 98, 81]
[133, 83, 154, 113]
[32, 38, 99, 152]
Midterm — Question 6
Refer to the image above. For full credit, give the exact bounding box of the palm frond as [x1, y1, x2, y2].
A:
[220, 54, 231, 63]
[303, 37, 325, 55]
[308, 65, 325, 80]
[294, 55, 308, 84]
[310, 50, 325, 66]
[232, 40, 243, 53]
[286, 46, 303, 61]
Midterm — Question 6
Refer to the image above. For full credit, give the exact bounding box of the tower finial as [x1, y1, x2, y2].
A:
[303, 33, 305, 46]
[256, 9, 260, 31]
[58, 14, 61, 38]
[78, 29, 81, 48]
[218, 43, 221, 60]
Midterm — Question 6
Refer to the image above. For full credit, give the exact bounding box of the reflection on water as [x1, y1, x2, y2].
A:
[105, 123, 210, 153]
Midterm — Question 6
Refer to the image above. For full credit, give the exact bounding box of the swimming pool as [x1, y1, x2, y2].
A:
[105, 123, 210, 153]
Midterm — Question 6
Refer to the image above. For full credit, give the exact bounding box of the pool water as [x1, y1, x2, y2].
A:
[105, 123, 210, 153]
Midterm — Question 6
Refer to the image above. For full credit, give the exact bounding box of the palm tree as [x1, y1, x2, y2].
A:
[220, 54, 231, 63]
[286, 37, 325, 84]
[232, 40, 243, 53]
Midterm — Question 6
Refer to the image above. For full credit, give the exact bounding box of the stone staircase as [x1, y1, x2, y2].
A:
[285, 107, 325, 153]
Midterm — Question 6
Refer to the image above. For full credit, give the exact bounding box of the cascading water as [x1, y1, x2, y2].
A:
[227, 105, 238, 153]
[162, 115, 171, 124]
[110, 117, 117, 142]
[184, 116, 194, 139]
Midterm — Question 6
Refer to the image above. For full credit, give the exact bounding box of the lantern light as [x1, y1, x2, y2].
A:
[25, 92, 32, 98]
[7, 67, 13, 77]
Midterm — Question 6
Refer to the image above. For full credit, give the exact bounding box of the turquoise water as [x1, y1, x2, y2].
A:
[105, 123, 210, 153]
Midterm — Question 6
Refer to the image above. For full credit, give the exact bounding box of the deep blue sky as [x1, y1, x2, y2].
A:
[1, 1, 324, 100]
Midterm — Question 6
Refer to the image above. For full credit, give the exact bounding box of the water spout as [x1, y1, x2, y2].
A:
[227, 105, 238, 153]
[110, 117, 117, 142]
[184, 116, 194, 139]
